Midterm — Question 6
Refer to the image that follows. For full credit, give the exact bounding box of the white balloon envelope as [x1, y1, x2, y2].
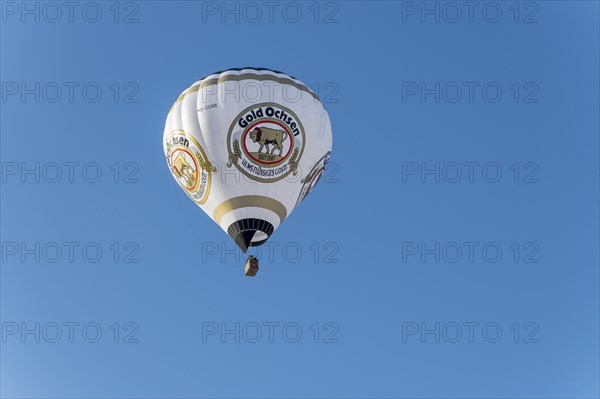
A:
[163, 68, 333, 254]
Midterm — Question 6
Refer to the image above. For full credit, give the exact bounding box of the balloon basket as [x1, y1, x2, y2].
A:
[244, 255, 259, 277]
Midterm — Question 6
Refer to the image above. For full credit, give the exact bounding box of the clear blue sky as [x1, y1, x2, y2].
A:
[1, 1, 599, 398]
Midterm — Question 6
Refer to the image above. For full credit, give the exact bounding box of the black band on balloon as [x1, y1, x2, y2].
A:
[227, 218, 274, 253]
[199, 67, 297, 81]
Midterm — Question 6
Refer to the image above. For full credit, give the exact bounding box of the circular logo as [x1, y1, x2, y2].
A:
[295, 152, 331, 207]
[227, 103, 305, 182]
[165, 130, 212, 204]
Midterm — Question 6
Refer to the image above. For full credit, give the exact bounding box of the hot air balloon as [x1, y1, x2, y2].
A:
[163, 68, 333, 275]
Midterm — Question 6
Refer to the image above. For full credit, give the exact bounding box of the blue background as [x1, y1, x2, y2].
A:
[1, 1, 598, 398]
